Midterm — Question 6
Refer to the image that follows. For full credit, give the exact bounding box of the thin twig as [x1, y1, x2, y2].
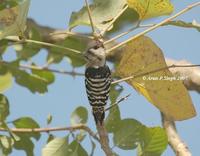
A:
[49, 31, 94, 40]
[1, 61, 84, 76]
[161, 113, 192, 156]
[106, 1, 200, 53]
[112, 64, 200, 84]
[101, 5, 128, 36]
[85, 0, 96, 36]
[104, 0, 150, 45]
[104, 20, 141, 45]
[5, 36, 82, 54]
[105, 94, 130, 111]
[20, 64, 84, 76]
[0, 124, 100, 142]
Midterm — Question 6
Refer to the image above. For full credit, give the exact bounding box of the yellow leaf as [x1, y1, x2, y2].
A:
[0, 72, 13, 93]
[127, 0, 174, 19]
[116, 36, 196, 120]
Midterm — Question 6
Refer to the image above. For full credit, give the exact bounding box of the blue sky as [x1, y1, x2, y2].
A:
[3, 0, 200, 156]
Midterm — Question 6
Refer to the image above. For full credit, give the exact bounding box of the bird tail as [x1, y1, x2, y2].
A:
[92, 106, 105, 125]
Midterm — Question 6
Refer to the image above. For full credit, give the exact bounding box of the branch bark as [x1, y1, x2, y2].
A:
[96, 123, 114, 156]
[161, 59, 200, 156]
[166, 59, 200, 93]
[0, 124, 99, 142]
[1, 60, 84, 77]
[161, 114, 192, 156]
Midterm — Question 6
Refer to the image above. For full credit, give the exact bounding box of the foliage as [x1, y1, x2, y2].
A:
[69, 0, 127, 32]
[0, 0, 199, 156]
[127, 0, 174, 19]
[0, 0, 30, 39]
[115, 36, 196, 120]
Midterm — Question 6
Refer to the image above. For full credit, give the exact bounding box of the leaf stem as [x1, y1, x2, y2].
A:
[104, 20, 141, 45]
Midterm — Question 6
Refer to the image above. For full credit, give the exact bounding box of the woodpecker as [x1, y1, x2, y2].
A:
[84, 42, 111, 125]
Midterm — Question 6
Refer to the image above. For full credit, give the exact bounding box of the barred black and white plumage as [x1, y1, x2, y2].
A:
[84, 42, 111, 125]
[85, 65, 111, 124]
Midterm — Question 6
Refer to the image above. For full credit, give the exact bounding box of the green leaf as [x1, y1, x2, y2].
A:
[10, 66, 48, 93]
[47, 36, 86, 67]
[164, 20, 200, 32]
[76, 132, 86, 142]
[13, 117, 41, 140]
[107, 8, 138, 35]
[70, 107, 88, 142]
[0, 136, 13, 149]
[0, 64, 8, 75]
[109, 85, 123, 104]
[32, 67, 55, 85]
[65, 140, 88, 156]
[14, 26, 41, 60]
[42, 136, 69, 156]
[0, 0, 30, 39]
[138, 127, 168, 156]
[13, 134, 34, 156]
[105, 85, 123, 133]
[70, 106, 88, 126]
[69, 0, 127, 32]
[0, 40, 8, 55]
[105, 106, 121, 133]
[113, 118, 143, 150]
[0, 135, 13, 155]
[5, 61, 51, 93]
[0, 94, 9, 122]
[46, 134, 55, 143]
[0, 72, 12, 93]
[0, 1, 19, 11]
[47, 114, 53, 125]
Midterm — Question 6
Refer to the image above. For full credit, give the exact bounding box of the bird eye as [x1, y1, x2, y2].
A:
[93, 45, 99, 49]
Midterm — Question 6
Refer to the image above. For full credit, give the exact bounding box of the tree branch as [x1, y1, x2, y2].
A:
[166, 59, 200, 93]
[1, 61, 84, 77]
[112, 64, 200, 85]
[161, 59, 200, 156]
[0, 124, 100, 142]
[84, 0, 96, 36]
[20, 63, 84, 76]
[96, 123, 114, 156]
[5, 36, 82, 55]
[161, 114, 192, 156]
